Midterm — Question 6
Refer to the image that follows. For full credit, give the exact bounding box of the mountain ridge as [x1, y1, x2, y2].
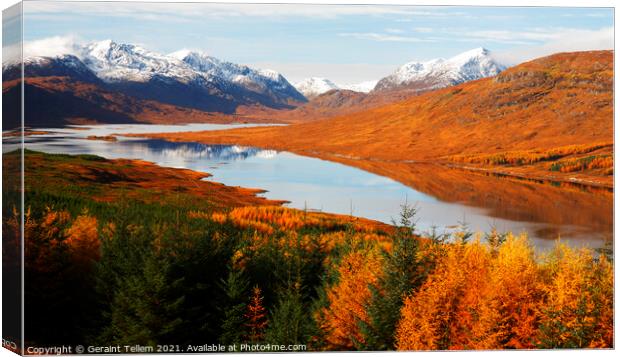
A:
[293, 77, 378, 98]
[374, 47, 506, 93]
[3, 39, 307, 116]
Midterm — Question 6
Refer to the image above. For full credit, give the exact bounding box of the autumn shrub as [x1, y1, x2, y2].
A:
[395, 237, 494, 350]
[447, 143, 612, 167]
[198, 206, 381, 236]
[549, 154, 613, 173]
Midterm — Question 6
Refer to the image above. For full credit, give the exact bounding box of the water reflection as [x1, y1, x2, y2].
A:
[11, 124, 613, 251]
[115, 140, 278, 162]
[329, 158, 613, 250]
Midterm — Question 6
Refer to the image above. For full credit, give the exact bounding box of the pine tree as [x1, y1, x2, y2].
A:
[265, 282, 313, 345]
[245, 286, 268, 343]
[105, 251, 185, 346]
[219, 266, 250, 345]
[357, 202, 428, 350]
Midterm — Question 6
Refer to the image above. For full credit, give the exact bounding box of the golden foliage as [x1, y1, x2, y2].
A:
[447, 143, 612, 167]
[65, 213, 101, 264]
[245, 286, 268, 342]
[395, 238, 494, 350]
[317, 248, 383, 350]
[536, 244, 614, 348]
[221, 206, 370, 232]
[549, 155, 613, 173]
[395, 236, 613, 350]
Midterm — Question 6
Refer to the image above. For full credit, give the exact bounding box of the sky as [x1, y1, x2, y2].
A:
[6, 1, 615, 84]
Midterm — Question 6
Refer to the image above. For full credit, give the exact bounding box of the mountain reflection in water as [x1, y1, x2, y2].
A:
[16, 124, 613, 251]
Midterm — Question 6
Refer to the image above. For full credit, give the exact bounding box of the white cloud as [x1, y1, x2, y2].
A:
[493, 27, 613, 65]
[412, 27, 434, 33]
[24, 2, 459, 21]
[464, 29, 559, 43]
[22, 35, 83, 58]
[385, 28, 405, 34]
[338, 32, 433, 43]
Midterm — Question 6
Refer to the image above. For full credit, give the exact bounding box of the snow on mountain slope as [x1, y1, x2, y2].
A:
[294, 77, 340, 98]
[339, 80, 377, 93]
[374, 47, 506, 92]
[3, 54, 102, 83]
[80, 40, 199, 84]
[170, 50, 305, 102]
[294, 77, 378, 97]
[7, 39, 306, 111]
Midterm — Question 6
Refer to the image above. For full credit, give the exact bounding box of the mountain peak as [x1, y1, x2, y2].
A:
[464, 47, 489, 56]
[89, 39, 114, 50]
[450, 47, 492, 64]
[169, 49, 210, 61]
[374, 47, 505, 93]
[258, 68, 282, 81]
[294, 77, 339, 98]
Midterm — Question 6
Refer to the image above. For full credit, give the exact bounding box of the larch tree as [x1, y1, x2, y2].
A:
[245, 286, 268, 343]
[317, 248, 383, 350]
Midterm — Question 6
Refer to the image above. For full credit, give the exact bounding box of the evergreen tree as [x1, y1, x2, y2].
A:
[265, 283, 313, 345]
[357, 202, 429, 350]
[219, 266, 250, 345]
[104, 251, 185, 346]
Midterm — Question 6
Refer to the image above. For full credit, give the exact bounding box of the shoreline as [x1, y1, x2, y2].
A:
[11, 149, 392, 232]
[121, 130, 614, 190]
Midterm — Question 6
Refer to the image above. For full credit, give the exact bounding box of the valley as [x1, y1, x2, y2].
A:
[11, 122, 612, 249]
[4, 3, 615, 352]
[127, 51, 613, 188]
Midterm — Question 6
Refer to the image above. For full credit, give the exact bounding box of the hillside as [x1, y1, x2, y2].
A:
[237, 86, 426, 123]
[2, 77, 290, 129]
[134, 51, 613, 186]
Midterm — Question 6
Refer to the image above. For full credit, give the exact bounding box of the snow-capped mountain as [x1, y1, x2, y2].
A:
[79, 40, 201, 84]
[294, 77, 378, 98]
[294, 77, 339, 98]
[171, 50, 305, 103]
[374, 47, 506, 93]
[5, 39, 306, 113]
[339, 80, 378, 93]
[3, 54, 102, 84]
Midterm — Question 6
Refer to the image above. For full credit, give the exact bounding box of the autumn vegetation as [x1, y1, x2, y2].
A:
[446, 142, 612, 167]
[3, 150, 612, 352]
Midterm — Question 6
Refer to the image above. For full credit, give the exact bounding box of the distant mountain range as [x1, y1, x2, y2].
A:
[374, 47, 505, 93]
[3, 42, 508, 128]
[293, 48, 505, 98]
[3, 40, 306, 116]
[294, 77, 377, 98]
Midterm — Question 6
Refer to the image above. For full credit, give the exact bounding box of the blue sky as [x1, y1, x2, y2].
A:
[15, 1, 615, 83]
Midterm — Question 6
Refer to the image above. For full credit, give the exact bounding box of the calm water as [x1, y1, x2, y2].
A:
[7, 124, 613, 250]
